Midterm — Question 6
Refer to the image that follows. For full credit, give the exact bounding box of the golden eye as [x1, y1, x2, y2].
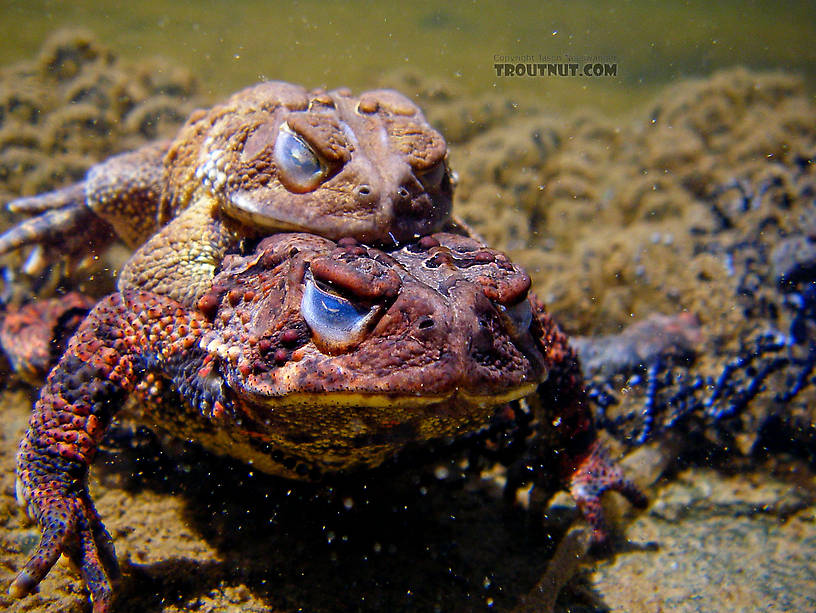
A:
[273, 124, 327, 192]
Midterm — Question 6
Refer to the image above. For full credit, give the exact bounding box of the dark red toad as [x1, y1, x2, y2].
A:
[7, 232, 645, 612]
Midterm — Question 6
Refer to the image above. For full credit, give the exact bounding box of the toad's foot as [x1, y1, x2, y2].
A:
[0, 141, 168, 278]
[567, 440, 648, 546]
[0, 191, 114, 277]
[10, 478, 119, 613]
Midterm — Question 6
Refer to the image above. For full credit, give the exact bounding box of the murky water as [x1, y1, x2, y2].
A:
[2, 0, 814, 114]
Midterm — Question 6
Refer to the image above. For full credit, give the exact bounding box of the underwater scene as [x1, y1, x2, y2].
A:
[0, 1, 814, 611]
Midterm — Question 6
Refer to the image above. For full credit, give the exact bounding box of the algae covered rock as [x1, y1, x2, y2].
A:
[0, 29, 200, 204]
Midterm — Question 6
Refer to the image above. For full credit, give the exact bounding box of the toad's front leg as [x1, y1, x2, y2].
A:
[530, 308, 648, 545]
[117, 195, 247, 306]
[9, 291, 224, 612]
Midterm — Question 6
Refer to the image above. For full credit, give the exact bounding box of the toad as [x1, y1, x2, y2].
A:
[0, 82, 453, 304]
[7, 232, 645, 612]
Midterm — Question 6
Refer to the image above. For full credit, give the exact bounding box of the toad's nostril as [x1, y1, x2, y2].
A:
[397, 187, 410, 200]
[356, 185, 371, 197]
[417, 316, 435, 329]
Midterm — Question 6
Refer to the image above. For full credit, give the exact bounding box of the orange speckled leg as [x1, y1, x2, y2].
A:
[10, 290, 224, 611]
[532, 306, 647, 545]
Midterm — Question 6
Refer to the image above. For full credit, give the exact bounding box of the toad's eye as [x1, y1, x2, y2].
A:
[498, 299, 533, 339]
[301, 271, 381, 353]
[274, 125, 327, 192]
[418, 160, 454, 197]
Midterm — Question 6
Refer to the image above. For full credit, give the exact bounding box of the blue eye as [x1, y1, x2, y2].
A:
[301, 271, 380, 353]
[273, 125, 326, 192]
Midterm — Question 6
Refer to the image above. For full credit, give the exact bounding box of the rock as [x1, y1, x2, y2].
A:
[586, 468, 816, 612]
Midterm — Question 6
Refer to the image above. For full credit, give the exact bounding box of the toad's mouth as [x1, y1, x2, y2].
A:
[230, 379, 543, 455]
[224, 189, 447, 245]
[241, 380, 542, 411]
[218, 381, 543, 479]
[225, 190, 337, 232]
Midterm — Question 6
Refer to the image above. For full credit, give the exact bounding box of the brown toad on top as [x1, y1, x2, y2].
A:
[7, 232, 645, 612]
[0, 82, 453, 304]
